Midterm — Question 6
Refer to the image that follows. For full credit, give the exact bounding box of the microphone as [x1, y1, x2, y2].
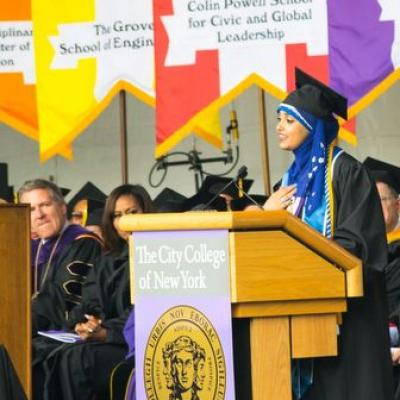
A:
[228, 110, 239, 141]
[226, 110, 239, 144]
[236, 165, 247, 180]
[236, 165, 247, 198]
[232, 166, 265, 210]
[200, 166, 249, 211]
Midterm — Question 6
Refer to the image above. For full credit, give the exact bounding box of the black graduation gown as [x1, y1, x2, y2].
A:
[385, 235, 400, 400]
[0, 345, 27, 400]
[32, 232, 103, 334]
[386, 237, 400, 318]
[68, 244, 132, 342]
[303, 152, 393, 400]
[36, 246, 132, 400]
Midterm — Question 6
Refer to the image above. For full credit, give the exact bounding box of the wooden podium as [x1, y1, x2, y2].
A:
[120, 210, 362, 400]
[0, 204, 31, 398]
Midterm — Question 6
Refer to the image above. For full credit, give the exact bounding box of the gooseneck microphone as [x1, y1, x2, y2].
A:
[232, 166, 265, 210]
[232, 165, 265, 210]
[235, 165, 248, 180]
[200, 166, 260, 211]
[229, 110, 239, 141]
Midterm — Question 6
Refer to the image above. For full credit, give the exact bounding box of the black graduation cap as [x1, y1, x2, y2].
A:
[85, 198, 105, 226]
[283, 68, 348, 120]
[363, 157, 400, 194]
[230, 194, 267, 211]
[154, 187, 188, 212]
[60, 187, 71, 197]
[67, 181, 107, 219]
[183, 175, 253, 212]
[0, 185, 14, 203]
[70, 198, 105, 227]
[0, 163, 15, 203]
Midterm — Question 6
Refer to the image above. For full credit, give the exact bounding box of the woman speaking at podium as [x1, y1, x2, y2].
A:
[258, 69, 393, 400]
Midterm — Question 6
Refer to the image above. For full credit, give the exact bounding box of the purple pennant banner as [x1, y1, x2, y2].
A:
[328, 0, 396, 105]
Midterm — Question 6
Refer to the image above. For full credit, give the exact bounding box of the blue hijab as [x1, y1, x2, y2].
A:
[278, 103, 339, 221]
[278, 103, 339, 399]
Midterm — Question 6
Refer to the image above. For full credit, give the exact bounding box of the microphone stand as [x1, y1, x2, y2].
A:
[148, 116, 240, 191]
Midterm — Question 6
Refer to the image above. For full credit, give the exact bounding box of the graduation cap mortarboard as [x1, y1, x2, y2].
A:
[154, 187, 188, 213]
[67, 181, 107, 218]
[70, 198, 105, 226]
[0, 185, 14, 203]
[363, 157, 400, 194]
[0, 163, 15, 203]
[85, 198, 105, 226]
[60, 187, 71, 197]
[283, 68, 348, 120]
[183, 175, 253, 212]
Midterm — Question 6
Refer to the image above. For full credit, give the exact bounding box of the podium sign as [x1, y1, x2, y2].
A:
[133, 229, 236, 400]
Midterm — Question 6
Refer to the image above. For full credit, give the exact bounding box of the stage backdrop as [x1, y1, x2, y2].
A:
[1, 1, 399, 161]
[154, 0, 399, 157]
[0, 0, 72, 158]
[31, 0, 222, 161]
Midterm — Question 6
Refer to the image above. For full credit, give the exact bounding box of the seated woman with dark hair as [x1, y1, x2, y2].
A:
[34, 184, 156, 400]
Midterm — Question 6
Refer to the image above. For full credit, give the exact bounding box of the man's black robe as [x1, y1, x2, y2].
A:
[34, 245, 132, 400]
[303, 152, 393, 400]
[32, 225, 103, 333]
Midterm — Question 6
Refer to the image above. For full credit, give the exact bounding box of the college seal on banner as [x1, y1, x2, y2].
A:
[144, 305, 226, 400]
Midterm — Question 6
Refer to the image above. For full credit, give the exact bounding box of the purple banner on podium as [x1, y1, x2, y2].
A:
[134, 229, 235, 400]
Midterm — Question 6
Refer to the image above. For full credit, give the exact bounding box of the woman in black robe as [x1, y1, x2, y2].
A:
[34, 184, 155, 400]
[258, 69, 393, 400]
